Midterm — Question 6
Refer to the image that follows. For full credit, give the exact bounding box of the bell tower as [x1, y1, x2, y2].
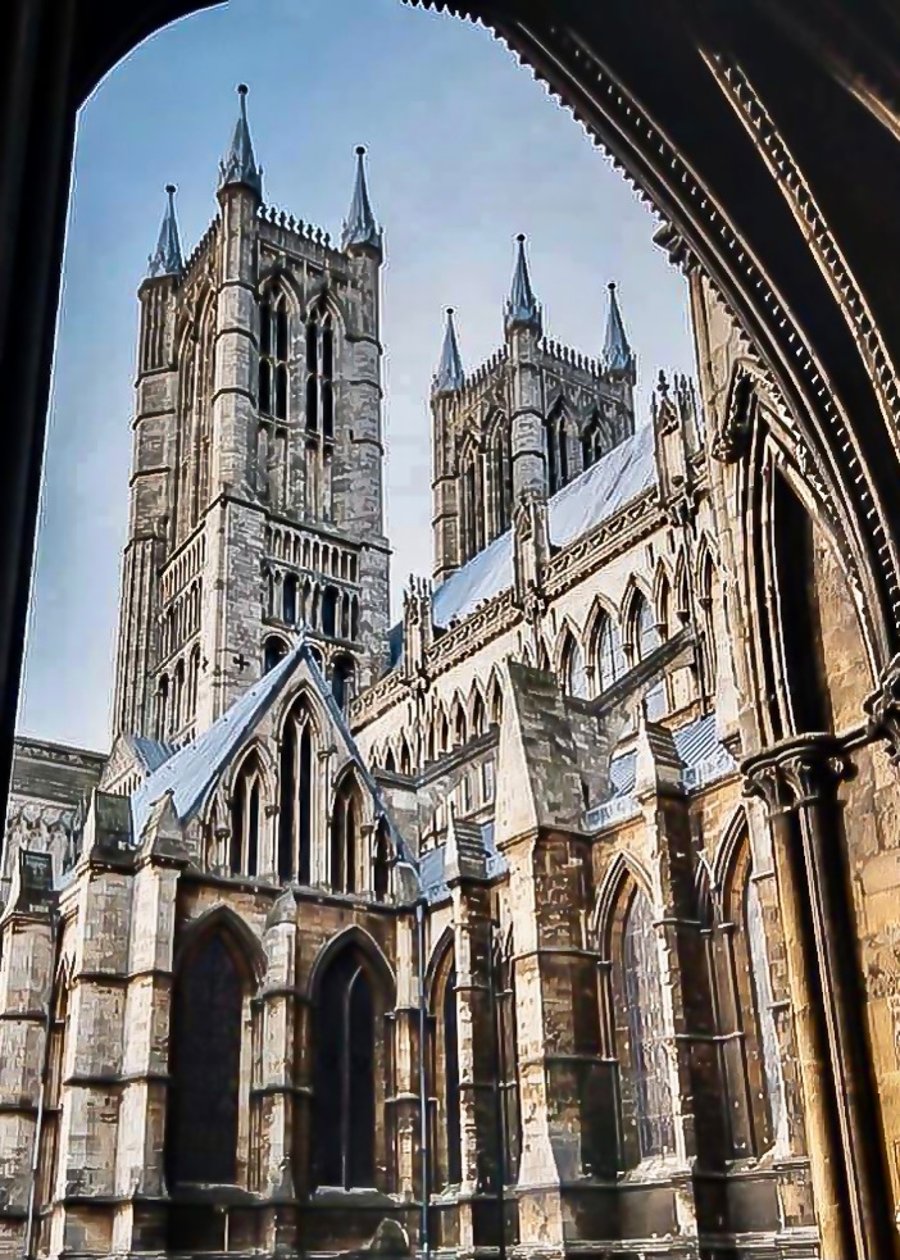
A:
[111, 86, 390, 748]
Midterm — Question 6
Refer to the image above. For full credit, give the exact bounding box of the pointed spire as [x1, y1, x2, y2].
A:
[147, 184, 183, 279]
[341, 146, 382, 252]
[505, 233, 542, 335]
[433, 308, 465, 396]
[603, 281, 635, 380]
[218, 84, 262, 198]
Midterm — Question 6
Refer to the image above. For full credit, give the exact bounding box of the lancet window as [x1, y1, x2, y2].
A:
[278, 699, 314, 884]
[331, 653, 356, 713]
[460, 442, 485, 563]
[495, 935, 522, 1182]
[489, 417, 513, 539]
[545, 398, 569, 495]
[561, 629, 589, 698]
[230, 753, 263, 877]
[633, 593, 666, 719]
[264, 634, 289, 674]
[581, 408, 604, 470]
[432, 949, 462, 1188]
[592, 612, 625, 695]
[305, 300, 334, 439]
[330, 772, 361, 893]
[313, 947, 380, 1188]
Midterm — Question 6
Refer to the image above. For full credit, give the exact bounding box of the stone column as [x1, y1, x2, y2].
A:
[256, 891, 300, 1253]
[445, 818, 496, 1251]
[390, 912, 422, 1208]
[745, 734, 896, 1260]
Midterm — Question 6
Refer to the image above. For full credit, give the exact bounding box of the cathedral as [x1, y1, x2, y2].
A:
[0, 79, 891, 1260]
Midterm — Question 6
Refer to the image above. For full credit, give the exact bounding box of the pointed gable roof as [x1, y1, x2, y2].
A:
[432, 307, 465, 396]
[147, 184, 183, 279]
[130, 633, 420, 880]
[218, 83, 262, 198]
[341, 146, 382, 252]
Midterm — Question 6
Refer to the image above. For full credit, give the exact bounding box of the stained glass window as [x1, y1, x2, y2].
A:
[595, 614, 625, 695]
[562, 632, 589, 698]
[622, 890, 674, 1159]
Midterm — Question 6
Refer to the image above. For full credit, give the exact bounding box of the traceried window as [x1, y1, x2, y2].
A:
[373, 819, 391, 902]
[278, 699, 314, 884]
[314, 947, 378, 1188]
[561, 630, 588, 698]
[230, 753, 263, 877]
[619, 890, 674, 1161]
[330, 773, 361, 893]
[166, 931, 246, 1186]
[593, 613, 625, 695]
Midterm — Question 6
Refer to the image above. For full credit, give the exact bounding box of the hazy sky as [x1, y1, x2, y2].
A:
[17, 0, 695, 752]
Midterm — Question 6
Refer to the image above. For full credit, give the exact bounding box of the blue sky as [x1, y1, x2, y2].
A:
[17, 0, 694, 751]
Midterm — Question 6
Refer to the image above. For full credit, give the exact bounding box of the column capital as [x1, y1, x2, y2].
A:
[864, 652, 900, 766]
[742, 733, 851, 815]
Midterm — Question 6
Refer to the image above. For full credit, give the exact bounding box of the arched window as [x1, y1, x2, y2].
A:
[156, 674, 169, 739]
[432, 950, 462, 1188]
[278, 699, 314, 884]
[305, 300, 334, 438]
[698, 549, 717, 692]
[612, 887, 674, 1165]
[230, 753, 263, 877]
[172, 657, 185, 733]
[592, 613, 625, 695]
[489, 418, 513, 539]
[633, 593, 666, 719]
[188, 643, 200, 717]
[322, 585, 338, 637]
[489, 676, 503, 726]
[561, 630, 588, 698]
[399, 736, 412, 776]
[471, 691, 486, 737]
[166, 931, 248, 1186]
[314, 946, 380, 1188]
[656, 574, 671, 641]
[264, 634, 289, 674]
[545, 398, 569, 495]
[581, 408, 603, 470]
[373, 819, 391, 902]
[331, 774, 361, 893]
[452, 699, 467, 748]
[259, 293, 289, 421]
[706, 829, 780, 1158]
[283, 573, 299, 626]
[460, 444, 484, 563]
[383, 746, 397, 774]
[331, 653, 356, 713]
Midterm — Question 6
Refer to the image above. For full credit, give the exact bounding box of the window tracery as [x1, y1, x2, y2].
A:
[230, 753, 263, 877]
[489, 417, 513, 539]
[592, 612, 625, 695]
[561, 629, 589, 698]
[278, 699, 313, 884]
[330, 773, 361, 893]
[545, 398, 570, 494]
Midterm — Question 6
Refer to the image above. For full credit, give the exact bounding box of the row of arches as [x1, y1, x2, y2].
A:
[159, 579, 201, 665]
[265, 525, 358, 583]
[156, 643, 201, 740]
[265, 569, 360, 643]
[262, 635, 356, 711]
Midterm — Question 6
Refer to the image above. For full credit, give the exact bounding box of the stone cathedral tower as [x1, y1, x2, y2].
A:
[112, 85, 390, 749]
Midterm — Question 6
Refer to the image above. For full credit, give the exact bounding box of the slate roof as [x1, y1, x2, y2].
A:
[431, 422, 656, 631]
[419, 819, 503, 905]
[585, 712, 737, 830]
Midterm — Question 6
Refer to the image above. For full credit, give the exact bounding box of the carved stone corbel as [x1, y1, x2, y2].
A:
[864, 654, 900, 766]
[711, 368, 756, 464]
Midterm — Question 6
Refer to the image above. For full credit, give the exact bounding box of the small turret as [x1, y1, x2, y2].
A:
[432, 308, 465, 396]
[603, 281, 636, 384]
[504, 233, 542, 336]
[218, 83, 262, 200]
[147, 185, 182, 279]
[341, 146, 382, 253]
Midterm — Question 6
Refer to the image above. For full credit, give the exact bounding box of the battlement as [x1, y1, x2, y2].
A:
[537, 336, 605, 381]
[180, 215, 221, 288]
[257, 201, 343, 261]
